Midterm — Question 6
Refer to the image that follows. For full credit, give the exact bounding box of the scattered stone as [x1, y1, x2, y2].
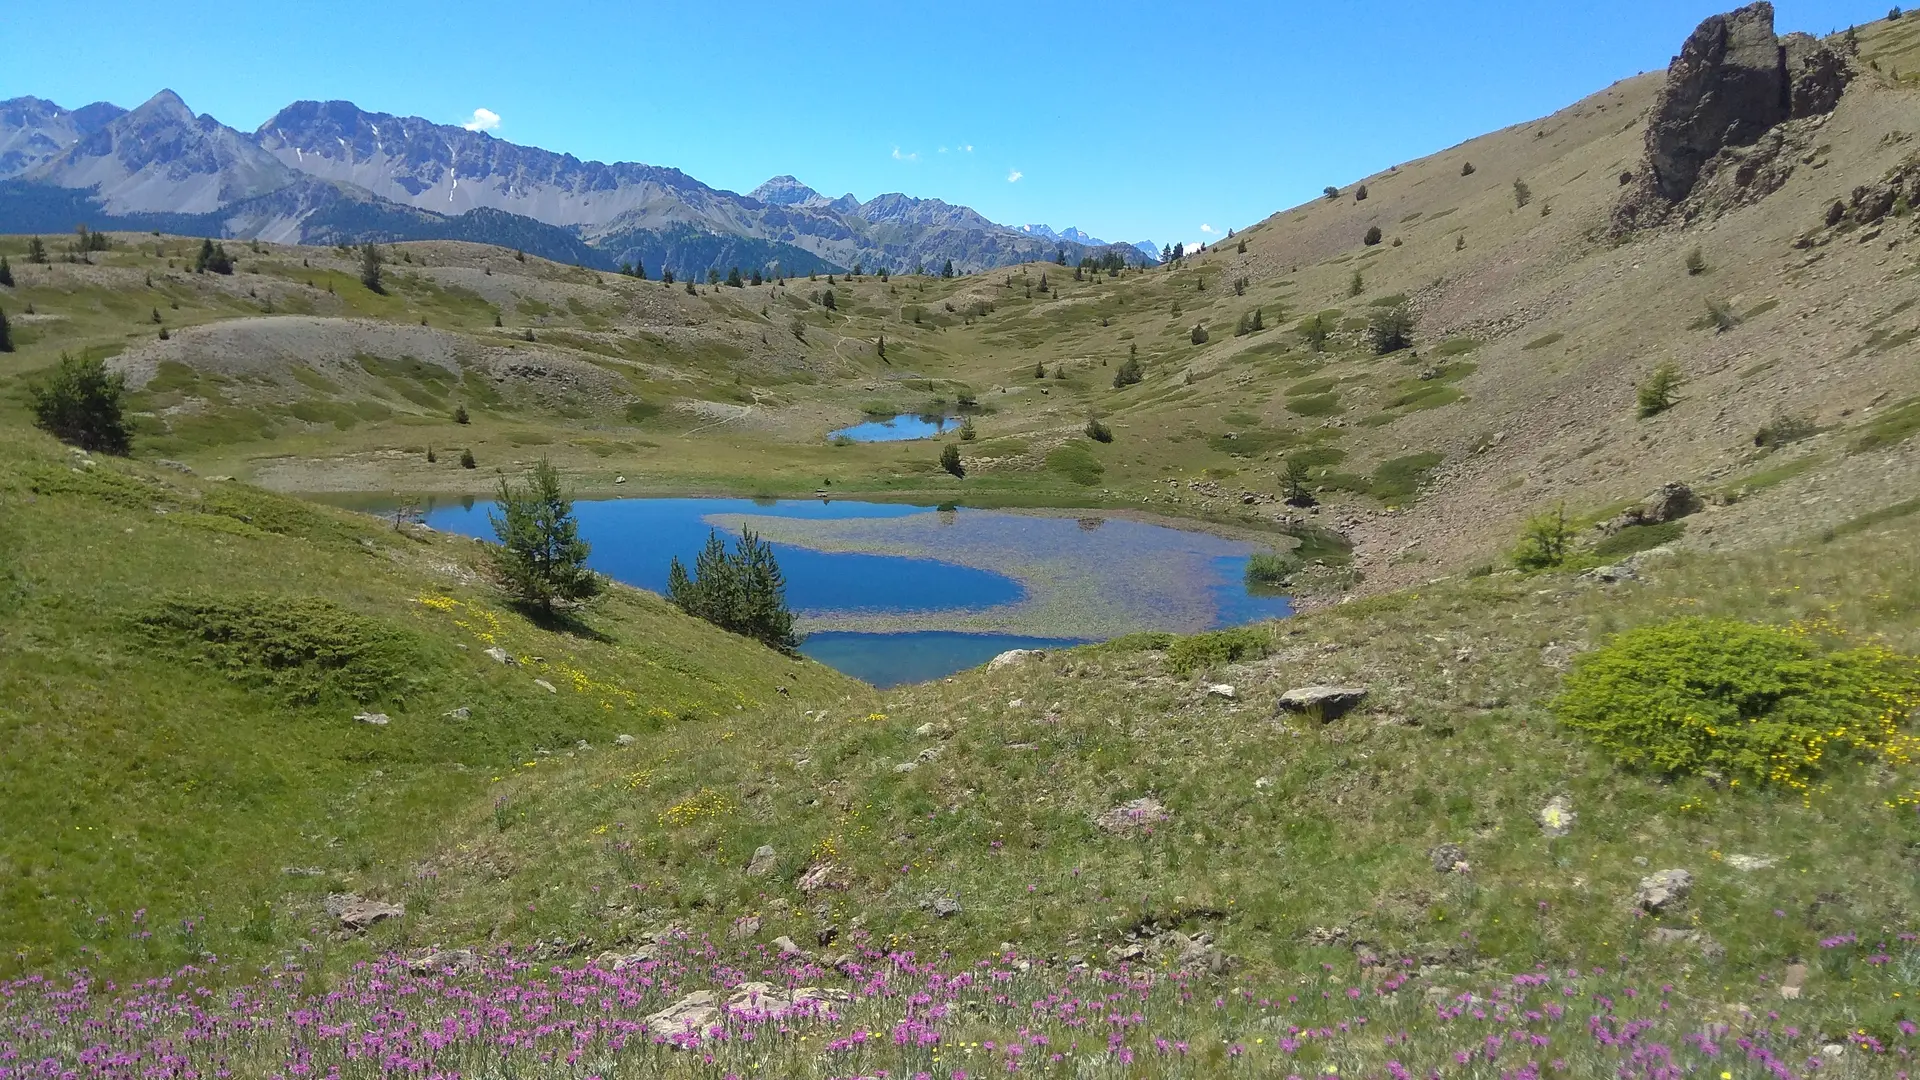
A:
[645, 990, 719, 1034]
[1650, 928, 1725, 960]
[324, 894, 404, 931]
[600, 944, 657, 970]
[728, 915, 762, 940]
[1274, 685, 1368, 721]
[1537, 795, 1576, 838]
[746, 845, 779, 877]
[914, 722, 938, 737]
[614, 475, 627, 485]
[1206, 684, 1237, 700]
[615, 734, 636, 746]
[771, 935, 804, 957]
[407, 948, 479, 975]
[445, 707, 471, 721]
[1430, 842, 1470, 874]
[892, 762, 919, 774]
[916, 746, 941, 763]
[282, 866, 325, 877]
[989, 649, 1043, 671]
[353, 712, 391, 726]
[1094, 797, 1171, 834]
[796, 862, 848, 895]
[1781, 962, 1809, 1000]
[154, 459, 195, 474]
[533, 678, 557, 694]
[484, 647, 516, 665]
[1634, 869, 1694, 914]
[1254, 776, 1275, 790]
[931, 897, 962, 918]
[1726, 853, 1777, 872]
[1581, 563, 1639, 584]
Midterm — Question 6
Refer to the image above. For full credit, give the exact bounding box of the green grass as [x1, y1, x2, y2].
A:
[1852, 394, 1920, 452]
[0, 429, 861, 975]
[1285, 392, 1341, 417]
[1589, 520, 1685, 559]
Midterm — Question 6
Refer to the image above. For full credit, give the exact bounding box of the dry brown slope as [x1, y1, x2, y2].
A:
[1210, 34, 1918, 590]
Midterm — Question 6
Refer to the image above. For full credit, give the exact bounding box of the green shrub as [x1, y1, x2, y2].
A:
[1244, 552, 1295, 588]
[1513, 504, 1573, 570]
[940, 443, 965, 478]
[1754, 413, 1817, 448]
[130, 594, 424, 705]
[1166, 626, 1271, 676]
[1084, 416, 1113, 443]
[1590, 520, 1684, 559]
[1367, 304, 1416, 354]
[30, 352, 131, 454]
[1555, 617, 1920, 791]
[1637, 362, 1683, 418]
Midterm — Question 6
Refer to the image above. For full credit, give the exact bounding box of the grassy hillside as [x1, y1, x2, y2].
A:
[2, 9, 1919, 1078]
[0, 426, 867, 974]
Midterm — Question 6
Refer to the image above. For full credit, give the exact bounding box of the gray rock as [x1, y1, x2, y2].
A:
[154, 459, 196, 474]
[645, 990, 719, 1034]
[615, 734, 636, 746]
[931, 897, 963, 918]
[533, 678, 557, 694]
[746, 845, 778, 877]
[1725, 853, 1776, 872]
[1094, 797, 1171, 834]
[771, 935, 804, 956]
[484, 646, 516, 665]
[324, 894, 404, 931]
[1430, 842, 1470, 874]
[1635, 869, 1694, 914]
[988, 648, 1043, 671]
[407, 947, 479, 975]
[1206, 684, 1237, 700]
[892, 761, 919, 774]
[1582, 563, 1639, 584]
[914, 722, 938, 737]
[1537, 795, 1576, 838]
[445, 707, 471, 721]
[1603, 482, 1700, 534]
[1274, 685, 1368, 721]
[1645, 3, 1791, 202]
[728, 915, 761, 940]
[353, 712, 391, 726]
[282, 866, 326, 877]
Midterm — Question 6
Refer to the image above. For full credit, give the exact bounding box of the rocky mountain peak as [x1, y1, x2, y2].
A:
[750, 175, 826, 206]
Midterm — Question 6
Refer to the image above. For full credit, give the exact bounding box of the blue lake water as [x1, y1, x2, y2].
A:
[829, 414, 956, 442]
[411, 497, 1291, 688]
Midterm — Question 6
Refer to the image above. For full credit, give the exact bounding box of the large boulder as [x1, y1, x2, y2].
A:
[1616, 4, 1849, 233]
[1601, 482, 1700, 534]
[1645, 3, 1790, 203]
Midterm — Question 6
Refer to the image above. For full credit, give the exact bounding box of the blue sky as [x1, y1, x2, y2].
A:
[1, 1, 1884, 250]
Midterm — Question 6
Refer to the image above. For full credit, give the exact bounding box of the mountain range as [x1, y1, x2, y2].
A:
[0, 90, 1158, 275]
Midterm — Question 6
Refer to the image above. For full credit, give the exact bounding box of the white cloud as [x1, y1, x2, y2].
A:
[462, 108, 501, 133]
[962, 144, 974, 154]
[892, 146, 919, 162]
[1007, 168, 1023, 183]
[1199, 223, 1216, 234]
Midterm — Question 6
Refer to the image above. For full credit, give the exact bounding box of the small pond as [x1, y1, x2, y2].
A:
[410, 497, 1291, 687]
[829, 413, 957, 443]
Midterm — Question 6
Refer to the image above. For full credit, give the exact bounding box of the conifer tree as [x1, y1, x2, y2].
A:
[487, 459, 599, 615]
[360, 244, 384, 293]
[0, 255, 12, 287]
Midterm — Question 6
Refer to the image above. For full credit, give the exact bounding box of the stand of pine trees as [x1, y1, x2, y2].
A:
[667, 529, 800, 653]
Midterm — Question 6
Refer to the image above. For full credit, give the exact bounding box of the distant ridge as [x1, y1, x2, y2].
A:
[0, 91, 1159, 276]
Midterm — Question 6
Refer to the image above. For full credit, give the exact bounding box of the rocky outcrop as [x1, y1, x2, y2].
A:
[1646, 3, 1791, 202]
[1614, 4, 1850, 234]
[1601, 482, 1701, 534]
